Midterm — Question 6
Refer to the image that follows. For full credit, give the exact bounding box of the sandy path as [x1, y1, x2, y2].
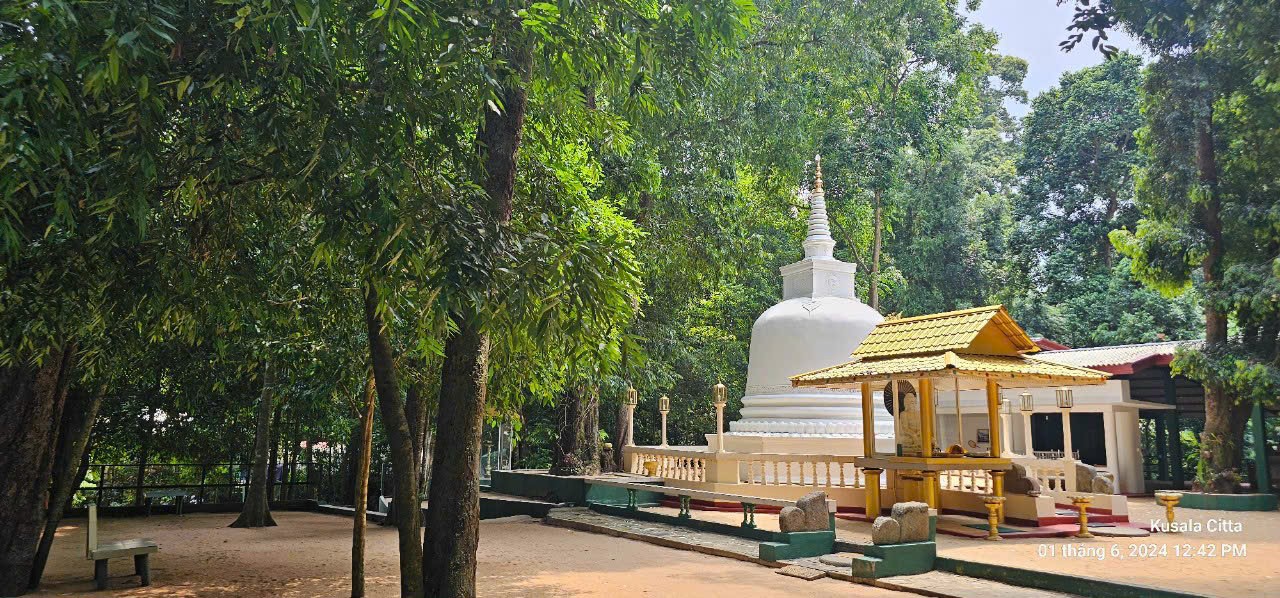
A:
[32, 511, 903, 597]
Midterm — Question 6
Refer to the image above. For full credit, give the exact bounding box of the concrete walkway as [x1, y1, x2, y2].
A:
[545, 507, 1083, 598]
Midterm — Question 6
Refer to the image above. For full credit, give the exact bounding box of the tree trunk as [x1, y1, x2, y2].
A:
[550, 388, 586, 476]
[0, 346, 75, 596]
[423, 27, 530, 598]
[29, 388, 101, 590]
[342, 423, 361, 506]
[134, 404, 154, 507]
[870, 189, 883, 311]
[420, 401, 435, 492]
[1193, 111, 1247, 491]
[352, 374, 376, 598]
[423, 318, 490, 598]
[612, 402, 631, 471]
[405, 383, 428, 498]
[363, 284, 423, 598]
[551, 387, 601, 476]
[581, 388, 601, 474]
[230, 362, 279, 528]
[268, 403, 282, 503]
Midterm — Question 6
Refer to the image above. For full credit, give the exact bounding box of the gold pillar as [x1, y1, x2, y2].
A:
[991, 470, 1006, 522]
[985, 378, 1002, 457]
[920, 470, 939, 508]
[861, 382, 875, 456]
[918, 378, 935, 456]
[864, 468, 883, 518]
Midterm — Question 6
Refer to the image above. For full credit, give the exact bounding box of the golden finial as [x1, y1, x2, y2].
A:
[814, 154, 823, 192]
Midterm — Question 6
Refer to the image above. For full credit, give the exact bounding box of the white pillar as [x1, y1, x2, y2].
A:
[626, 405, 636, 447]
[1062, 409, 1076, 492]
[1022, 412, 1034, 457]
[1103, 408, 1120, 484]
[999, 411, 1013, 458]
[660, 411, 669, 447]
[715, 404, 725, 452]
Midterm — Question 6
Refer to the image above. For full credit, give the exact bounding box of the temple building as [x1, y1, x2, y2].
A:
[719, 157, 894, 455]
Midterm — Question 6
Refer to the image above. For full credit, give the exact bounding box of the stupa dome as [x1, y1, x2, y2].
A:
[724, 156, 894, 448]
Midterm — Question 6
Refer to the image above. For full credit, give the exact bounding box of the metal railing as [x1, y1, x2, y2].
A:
[77, 450, 388, 508]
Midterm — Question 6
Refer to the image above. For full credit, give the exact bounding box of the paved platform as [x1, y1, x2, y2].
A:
[545, 507, 1085, 598]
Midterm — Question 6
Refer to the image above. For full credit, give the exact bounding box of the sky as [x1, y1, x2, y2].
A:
[964, 0, 1143, 117]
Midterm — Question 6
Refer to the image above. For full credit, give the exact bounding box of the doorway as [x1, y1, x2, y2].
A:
[1031, 412, 1107, 466]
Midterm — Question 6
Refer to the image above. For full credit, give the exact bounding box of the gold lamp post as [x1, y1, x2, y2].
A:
[1019, 392, 1035, 457]
[624, 385, 639, 447]
[659, 395, 671, 447]
[1056, 388, 1076, 491]
[713, 382, 728, 453]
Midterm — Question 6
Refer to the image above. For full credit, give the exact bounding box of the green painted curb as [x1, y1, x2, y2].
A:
[590, 502, 783, 542]
[1177, 492, 1278, 511]
[850, 541, 936, 578]
[934, 557, 1209, 598]
[759, 530, 835, 561]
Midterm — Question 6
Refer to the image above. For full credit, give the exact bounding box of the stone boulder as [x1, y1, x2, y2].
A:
[891, 501, 931, 542]
[1005, 462, 1043, 495]
[871, 516, 901, 545]
[1091, 475, 1116, 495]
[1074, 461, 1098, 490]
[778, 506, 807, 533]
[796, 491, 831, 531]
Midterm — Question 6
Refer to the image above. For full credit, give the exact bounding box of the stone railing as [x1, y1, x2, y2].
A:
[623, 446, 876, 489]
[738, 453, 866, 488]
[1017, 458, 1073, 492]
[1032, 450, 1080, 460]
[626, 447, 708, 482]
[938, 468, 993, 494]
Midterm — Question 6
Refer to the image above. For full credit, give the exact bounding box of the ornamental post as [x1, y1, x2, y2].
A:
[659, 395, 671, 447]
[713, 382, 728, 453]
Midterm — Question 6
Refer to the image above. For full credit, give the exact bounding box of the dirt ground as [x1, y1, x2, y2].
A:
[32, 511, 905, 597]
[650, 499, 1280, 598]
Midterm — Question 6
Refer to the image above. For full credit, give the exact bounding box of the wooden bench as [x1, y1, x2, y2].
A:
[143, 489, 190, 516]
[86, 504, 158, 590]
[586, 478, 836, 529]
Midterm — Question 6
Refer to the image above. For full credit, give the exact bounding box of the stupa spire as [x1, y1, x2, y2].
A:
[803, 154, 836, 259]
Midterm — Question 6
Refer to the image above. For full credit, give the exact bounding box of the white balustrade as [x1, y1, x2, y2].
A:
[627, 449, 707, 482]
[938, 469, 993, 493]
[1017, 458, 1070, 492]
[738, 453, 866, 488]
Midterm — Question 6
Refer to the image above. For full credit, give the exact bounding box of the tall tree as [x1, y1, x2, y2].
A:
[231, 363, 278, 528]
[1067, 0, 1280, 489]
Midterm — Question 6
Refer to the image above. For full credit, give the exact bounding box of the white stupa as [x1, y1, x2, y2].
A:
[717, 157, 895, 455]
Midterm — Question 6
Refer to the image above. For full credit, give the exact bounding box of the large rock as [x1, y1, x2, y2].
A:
[778, 506, 808, 532]
[796, 491, 830, 531]
[1005, 462, 1043, 495]
[1075, 461, 1098, 490]
[871, 516, 901, 545]
[1091, 475, 1116, 495]
[891, 501, 931, 542]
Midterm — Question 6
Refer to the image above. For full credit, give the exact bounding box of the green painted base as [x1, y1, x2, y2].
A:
[590, 502, 781, 542]
[758, 531, 836, 561]
[490, 470, 666, 508]
[849, 541, 936, 578]
[935, 557, 1204, 598]
[490, 470, 587, 503]
[1177, 492, 1278, 511]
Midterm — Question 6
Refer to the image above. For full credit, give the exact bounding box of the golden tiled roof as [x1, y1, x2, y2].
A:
[791, 352, 1110, 387]
[852, 305, 1038, 359]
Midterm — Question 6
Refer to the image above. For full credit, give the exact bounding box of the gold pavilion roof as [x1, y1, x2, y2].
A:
[791, 351, 1110, 387]
[853, 305, 1039, 359]
[791, 305, 1109, 389]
